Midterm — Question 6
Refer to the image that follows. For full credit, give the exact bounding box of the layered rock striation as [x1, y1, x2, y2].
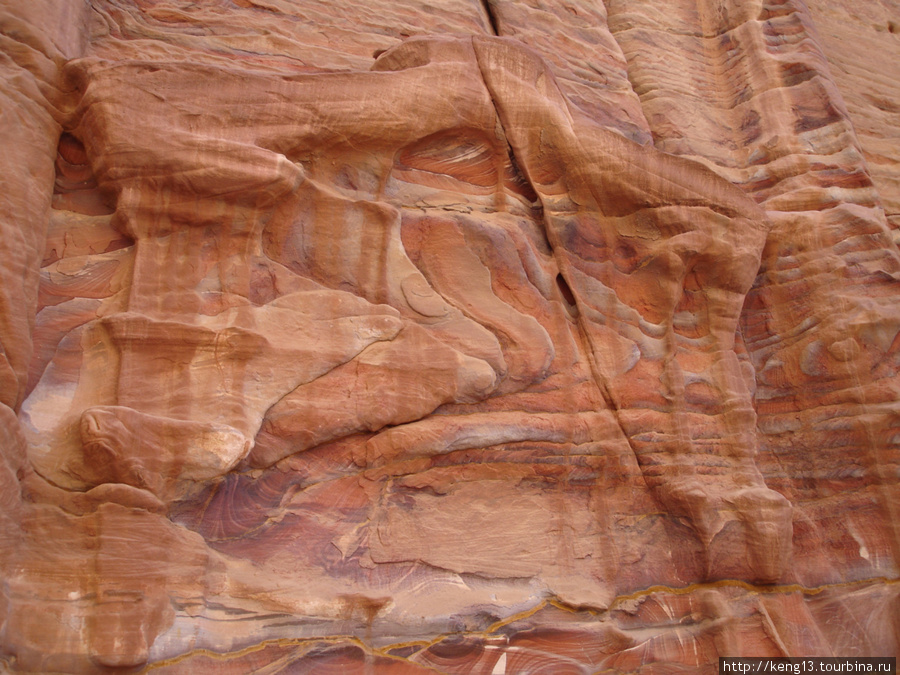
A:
[1, 0, 898, 672]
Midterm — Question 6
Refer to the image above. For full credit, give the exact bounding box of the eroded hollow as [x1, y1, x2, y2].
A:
[556, 273, 578, 316]
[52, 133, 117, 217]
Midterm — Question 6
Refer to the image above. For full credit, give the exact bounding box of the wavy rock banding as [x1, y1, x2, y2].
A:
[1, 0, 898, 672]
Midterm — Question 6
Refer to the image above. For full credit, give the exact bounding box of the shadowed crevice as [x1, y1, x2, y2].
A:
[480, 0, 500, 36]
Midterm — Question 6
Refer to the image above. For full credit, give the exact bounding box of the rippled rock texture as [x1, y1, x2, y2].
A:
[1, 0, 899, 672]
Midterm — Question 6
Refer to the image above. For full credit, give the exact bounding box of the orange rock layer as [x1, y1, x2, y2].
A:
[0, 0, 898, 672]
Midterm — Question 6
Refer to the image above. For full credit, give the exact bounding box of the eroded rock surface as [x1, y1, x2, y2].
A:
[1, 0, 898, 672]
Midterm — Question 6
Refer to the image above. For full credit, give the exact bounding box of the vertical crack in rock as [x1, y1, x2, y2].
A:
[5, 2, 900, 669]
[470, 34, 793, 584]
[480, 0, 501, 36]
[467, 35, 686, 552]
[468, 36, 632, 444]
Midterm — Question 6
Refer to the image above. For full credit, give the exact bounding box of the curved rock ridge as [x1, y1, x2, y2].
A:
[0, 1, 898, 672]
[605, 0, 900, 591]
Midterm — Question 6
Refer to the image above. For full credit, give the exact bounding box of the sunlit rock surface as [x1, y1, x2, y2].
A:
[1, 0, 898, 672]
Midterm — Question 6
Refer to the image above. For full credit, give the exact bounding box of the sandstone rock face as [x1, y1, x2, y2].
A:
[1, 0, 898, 672]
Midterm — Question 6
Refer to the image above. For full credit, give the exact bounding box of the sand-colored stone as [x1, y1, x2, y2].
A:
[1, 0, 898, 672]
